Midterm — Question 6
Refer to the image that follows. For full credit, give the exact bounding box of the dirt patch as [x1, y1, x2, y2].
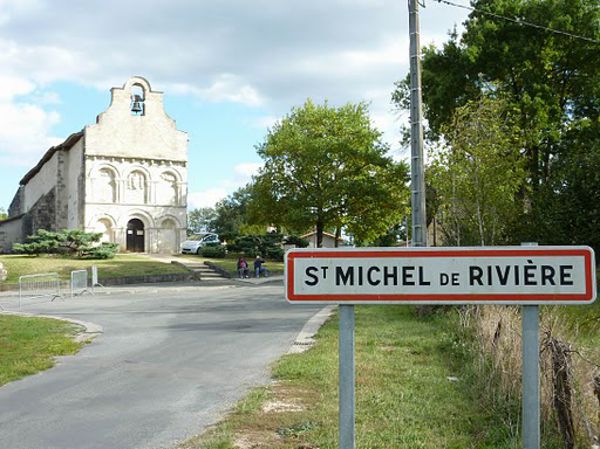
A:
[233, 430, 281, 449]
[262, 399, 304, 413]
[179, 381, 322, 449]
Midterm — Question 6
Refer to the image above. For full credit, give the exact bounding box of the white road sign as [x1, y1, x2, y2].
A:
[285, 246, 596, 305]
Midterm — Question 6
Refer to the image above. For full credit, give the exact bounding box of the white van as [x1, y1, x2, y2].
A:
[181, 233, 220, 254]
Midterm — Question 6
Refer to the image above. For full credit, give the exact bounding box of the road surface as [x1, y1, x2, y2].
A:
[0, 284, 322, 449]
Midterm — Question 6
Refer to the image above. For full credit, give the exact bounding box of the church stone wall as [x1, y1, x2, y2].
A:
[81, 76, 188, 254]
[23, 152, 59, 212]
[29, 187, 57, 233]
[84, 155, 187, 254]
[66, 139, 84, 229]
[8, 187, 23, 217]
[84, 77, 187, 163]
[0, 216, 25, 252]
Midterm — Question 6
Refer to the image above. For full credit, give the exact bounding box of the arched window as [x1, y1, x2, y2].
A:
[94, 168, 116, 203]
[126, 170, 147, 204]
[157, 172, 178, 205]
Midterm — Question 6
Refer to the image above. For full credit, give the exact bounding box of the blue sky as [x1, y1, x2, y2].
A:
[0, 0, 469, 211]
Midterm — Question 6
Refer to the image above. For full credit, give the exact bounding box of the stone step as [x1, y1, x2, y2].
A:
[177, 261, 229, 280]
[195, 269, 221, 273]
[184, 264, 207, 269]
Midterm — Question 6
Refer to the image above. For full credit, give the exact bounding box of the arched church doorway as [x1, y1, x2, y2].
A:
[126, 219, 145, 252]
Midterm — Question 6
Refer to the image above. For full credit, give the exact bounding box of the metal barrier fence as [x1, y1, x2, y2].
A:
[70, 269, 89, 297]
[91, 265, 103, 293]
[18, 272, 61, 309]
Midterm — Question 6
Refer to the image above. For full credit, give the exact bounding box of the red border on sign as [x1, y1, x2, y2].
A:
[285, 248, 595, 303]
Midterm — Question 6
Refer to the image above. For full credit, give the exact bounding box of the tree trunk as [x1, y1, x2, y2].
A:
[316, 218, 324, 248]
[334, 226, 341, 248]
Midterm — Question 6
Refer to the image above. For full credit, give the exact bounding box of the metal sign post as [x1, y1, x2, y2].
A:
[522, 305, 540, 449]
[521, 242, 540, 449]
[284, 246, 596, 449]
[339, 305, 355, 449]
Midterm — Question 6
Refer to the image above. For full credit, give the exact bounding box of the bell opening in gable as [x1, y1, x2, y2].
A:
[130, 84, 145, 116]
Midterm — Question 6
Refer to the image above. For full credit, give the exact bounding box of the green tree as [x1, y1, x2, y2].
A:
[0, 207, 7, 221]
[212, 185, 254, 241]
[187, 207, 216, 235]
[393, 0, 599, 241]
[531, 119, 600, 252]
[250, 100, 409, 247]
[430, 97, 526, 246]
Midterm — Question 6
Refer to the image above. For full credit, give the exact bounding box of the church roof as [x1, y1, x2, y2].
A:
[19, 130, 84, 185]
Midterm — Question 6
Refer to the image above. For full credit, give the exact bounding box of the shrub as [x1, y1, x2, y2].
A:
[81, 242, 119, 259]
[227, 233, 284, 259]
[201, 245, 227, 258]
[265, 247, 284, 261]
[13, 229, 61, 255]
[12, 229, 117, 259]
[227, 235, 261, 256]
[283, 235, 310, 248]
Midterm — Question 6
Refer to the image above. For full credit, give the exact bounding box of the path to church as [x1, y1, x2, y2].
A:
[0, 284, 322, 449]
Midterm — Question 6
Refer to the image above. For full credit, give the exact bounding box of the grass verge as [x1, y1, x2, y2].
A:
[0, 254, 190, 284]
[0, 315, 84, 386]
[549, 300, 600, 347]
[179, 306, 523, 449]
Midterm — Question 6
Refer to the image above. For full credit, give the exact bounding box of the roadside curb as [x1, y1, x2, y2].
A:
[1, 311, 103, 343]
[288, 305, 335, 354]
[235, 275, 284, 286]
[0, 282, 237, 300]
[89, 282, 236, 295]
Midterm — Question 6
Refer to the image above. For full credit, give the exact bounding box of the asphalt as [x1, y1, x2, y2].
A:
[0, 283, 324, 449]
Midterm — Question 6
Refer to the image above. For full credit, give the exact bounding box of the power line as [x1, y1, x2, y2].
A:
[432, 0, 600, 45]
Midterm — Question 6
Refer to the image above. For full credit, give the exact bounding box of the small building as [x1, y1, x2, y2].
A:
[300, 231, 346, 248]
[0, 76, 188, 254]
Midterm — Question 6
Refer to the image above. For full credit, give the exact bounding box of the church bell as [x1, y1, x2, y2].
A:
[131, 94, 144, 114]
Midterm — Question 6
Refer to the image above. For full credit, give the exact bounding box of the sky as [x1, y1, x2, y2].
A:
[0, 0, 470, 212]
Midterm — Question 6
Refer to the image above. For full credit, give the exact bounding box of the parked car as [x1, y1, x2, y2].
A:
[181, 233, 220, 254]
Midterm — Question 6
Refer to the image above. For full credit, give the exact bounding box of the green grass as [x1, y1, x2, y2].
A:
[0, 315, 84, 386]
[180, 306, 524, 449]
[548, 299, 600, 348]
[0, 254, 190, 284]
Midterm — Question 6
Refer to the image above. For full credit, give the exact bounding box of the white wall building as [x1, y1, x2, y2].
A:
[0, 76, 188, 254]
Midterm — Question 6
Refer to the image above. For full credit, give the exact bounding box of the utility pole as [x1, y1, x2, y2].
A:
[408, 0, 428, 247]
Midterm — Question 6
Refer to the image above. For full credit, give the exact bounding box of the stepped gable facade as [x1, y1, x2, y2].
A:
[0, 76, 188, 254]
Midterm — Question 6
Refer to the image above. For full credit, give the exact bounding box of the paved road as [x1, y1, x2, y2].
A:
[0, 284, 322, 449]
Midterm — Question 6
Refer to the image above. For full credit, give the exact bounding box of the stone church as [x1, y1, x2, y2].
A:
[0, 76, 188, 254]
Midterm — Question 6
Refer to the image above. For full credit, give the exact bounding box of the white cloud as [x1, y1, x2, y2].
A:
[0, 0, 43, 25]
[0, 74, 34, 99]
[0, 39, 97, 85]
[0, 72, 62, 167]
[0, 101, 62, 164]
[187, 188, 229, 209]
[167, 74, 263, 107]
[233, 162, 262, 180]
[0, 0, 468, 114]
[250, 115, 279, 130]
[186, 161, 263, 209]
